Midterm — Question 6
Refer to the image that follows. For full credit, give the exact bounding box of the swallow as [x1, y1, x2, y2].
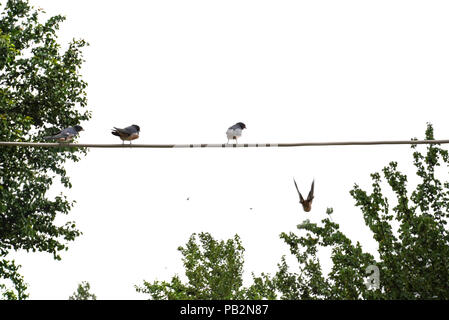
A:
[293, 178, 315, 212]
[111, 124, 140, 144]
[43, 125, 84, 142]
[226, 122, 246, 144]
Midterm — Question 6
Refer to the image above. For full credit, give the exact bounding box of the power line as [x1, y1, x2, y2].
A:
[1, 139, 448, 148]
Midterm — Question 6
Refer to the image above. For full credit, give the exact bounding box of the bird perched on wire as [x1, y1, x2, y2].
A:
[293, 178, 315, 212]
[226, 122, 246, 144]
[111, 124, 140, 144]
[43, 125, 84, 142]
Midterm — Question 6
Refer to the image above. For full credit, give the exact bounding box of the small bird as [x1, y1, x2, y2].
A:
[111, 124, 140, 144]
[226, 122, 246, 144]
[43, 125, 84, 142]
[293, 178, 315, 212]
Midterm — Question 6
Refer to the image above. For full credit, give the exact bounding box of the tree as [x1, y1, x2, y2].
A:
[136, 232, 276, 300]
[0, 259, 27, 299]
[275, 123, 449, 299]
[69, 281, 96, 300]
[274, 213, 378, 299]
[0, 0, 90, 299]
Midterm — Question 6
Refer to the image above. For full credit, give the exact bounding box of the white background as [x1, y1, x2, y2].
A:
[8, 0, 449, 299]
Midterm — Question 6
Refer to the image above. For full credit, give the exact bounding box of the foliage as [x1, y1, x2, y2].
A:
[69, 281, 96, 300]
[275, 214, 378, 299]
[136, 232, 277, 300]
[0, 0, 90, 298]
[0, 258, 27, 299]
[275, 123, 449, 299]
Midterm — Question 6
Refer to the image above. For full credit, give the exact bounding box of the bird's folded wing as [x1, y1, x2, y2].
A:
[124, 126, 138, 134]
[45, 131, 68, 139]
[113, 127, 131, 136]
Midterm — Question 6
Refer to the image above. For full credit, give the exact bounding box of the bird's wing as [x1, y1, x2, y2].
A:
[65, 127, 79, 135]
[113, 127, 132, 136]
[60, 127, 79, 137]
[307, 180, 315, 201]
[44, 128, 70, 139]
[293, 178, 305, 203]
[124, 125, 138, 134]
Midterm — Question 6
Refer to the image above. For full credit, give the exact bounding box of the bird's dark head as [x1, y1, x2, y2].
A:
[74, 125, 84, 132]
[237, 122, 246, 129]
[132, 125, 140, 132]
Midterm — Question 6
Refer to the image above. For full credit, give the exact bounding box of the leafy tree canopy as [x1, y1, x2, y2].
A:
[0, 0, 90, 299]
[136, 232, 277, 300]
[69, 281, 96, 300]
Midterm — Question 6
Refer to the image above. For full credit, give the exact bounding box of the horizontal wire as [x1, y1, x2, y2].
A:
[0, 139, 449, 148]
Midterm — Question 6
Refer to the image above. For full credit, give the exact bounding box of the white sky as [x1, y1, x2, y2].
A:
[9, 0, 449, 299]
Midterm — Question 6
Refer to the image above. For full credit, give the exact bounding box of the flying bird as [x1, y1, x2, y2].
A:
[293, 178, 315, 212]
[43, 125, 84, 142]
[226, 122, 246, 144]
[111, 124, 140, 144]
